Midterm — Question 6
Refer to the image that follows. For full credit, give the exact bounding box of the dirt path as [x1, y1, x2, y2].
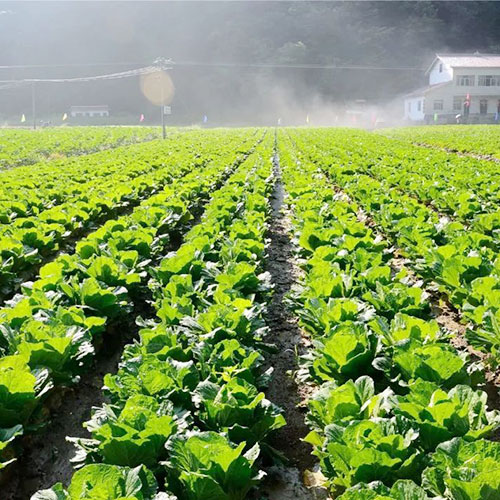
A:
[259, 148, 323, 500]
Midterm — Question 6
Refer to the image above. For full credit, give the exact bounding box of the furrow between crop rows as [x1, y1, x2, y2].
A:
[258, 137, 316, 500]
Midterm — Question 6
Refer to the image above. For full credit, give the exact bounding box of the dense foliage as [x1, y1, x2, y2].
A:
[0, 127, 159, 168]
[381, 125, 500, 159]
[282, 126, 500, 498]
[0, 125, 499, 499]
[34, 134, 282, 499]
[0, 129, 260, 473]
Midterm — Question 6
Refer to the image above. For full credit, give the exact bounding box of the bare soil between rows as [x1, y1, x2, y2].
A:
[259, 153, 322, 500]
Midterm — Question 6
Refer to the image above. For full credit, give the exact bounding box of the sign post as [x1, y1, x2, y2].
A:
[31, 82, 36, 130]
[160, 82, 165, 139]
[161, 106, 171, 139]
[149, 57, 173, 139]
[161, 103, 165, 139]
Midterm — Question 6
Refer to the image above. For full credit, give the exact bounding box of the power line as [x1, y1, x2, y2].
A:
[0, 62, 171, 86]
[0, 62, 146, 70]
[0, 60, 424, 73]
[0, 59, 173, 131]
[172, 61, 423, 71]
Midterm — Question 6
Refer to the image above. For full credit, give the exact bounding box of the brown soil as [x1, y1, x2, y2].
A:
[259, 151, 320, 500]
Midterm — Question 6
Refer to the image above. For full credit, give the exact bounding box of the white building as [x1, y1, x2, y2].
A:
[404, 53, 500, 123]
[70, 105, 110, 118]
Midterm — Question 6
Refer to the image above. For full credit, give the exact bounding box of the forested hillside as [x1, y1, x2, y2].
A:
[1, 2, 499, 122]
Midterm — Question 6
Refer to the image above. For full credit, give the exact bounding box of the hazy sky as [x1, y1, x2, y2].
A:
[1, 2, 499, 124]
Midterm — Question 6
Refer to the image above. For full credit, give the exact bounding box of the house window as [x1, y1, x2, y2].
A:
[439, 63, 443, 73]
[417, 100, 422, 111]
[480, 99, 488, 114]
[453, 97, 463, 111]
[456, 75, 475, 86]
[478, 75, 500, 86]
[433, 100, 444, 111]
[407, 102, 411, 112]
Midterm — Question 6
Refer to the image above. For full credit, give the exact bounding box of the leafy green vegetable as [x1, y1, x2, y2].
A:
[306, 377, 391, 431]
[422, 438, 500, 498]
[165, 432, 263, 500]
[303, 322, 379, 383]
[194, 377, 285, 446]
[337, 479, 429, 500]
[395, 380, 500, 451]
[32, 464, 161, 500]
[307, 416, 423, 490]
[376, 338, 479, 388]
[71, 394, 179, 469]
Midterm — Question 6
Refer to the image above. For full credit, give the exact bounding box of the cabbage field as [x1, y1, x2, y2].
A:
[0, 127, 160, 169]
[1, 125, 500, 500]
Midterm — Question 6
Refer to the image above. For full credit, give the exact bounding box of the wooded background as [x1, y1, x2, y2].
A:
[1, 2, 499, 124]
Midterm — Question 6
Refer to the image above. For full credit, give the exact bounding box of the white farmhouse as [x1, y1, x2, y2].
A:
[70, 105, 110, 118]
[404, 53, 500, 123]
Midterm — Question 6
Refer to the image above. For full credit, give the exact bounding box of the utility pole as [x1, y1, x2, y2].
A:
[153, 57, 172, 140]
[31, 82, 36, 130]
[161, 88, 166, 140]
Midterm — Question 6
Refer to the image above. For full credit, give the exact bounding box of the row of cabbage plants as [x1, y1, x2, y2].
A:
[33, 136, 287, 499]
[292, 128, 500, 221]
[0, 132, 262, 474]
[380, 125, 500, 159]
[279, 134, 500, 499]
[0, 131, 255, 303]
[289, 129, 500, 369]
[0, 126, 160, 168]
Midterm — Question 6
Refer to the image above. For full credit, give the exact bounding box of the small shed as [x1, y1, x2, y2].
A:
[70, 105, 110, 118]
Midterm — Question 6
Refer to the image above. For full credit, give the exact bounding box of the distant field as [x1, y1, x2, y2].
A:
[0, 126, 160, 168]
[379, 124, 500, 159]
[2, 126, 500, 500]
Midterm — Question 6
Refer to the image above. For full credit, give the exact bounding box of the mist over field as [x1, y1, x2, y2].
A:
[1, 1, 500, 125]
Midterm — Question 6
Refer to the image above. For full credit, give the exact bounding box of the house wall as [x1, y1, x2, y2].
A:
[423, 85, 451, 115]
[70, 109, 109, 118]
[404, 97, 425, 121]
[423, 84, 500, 118]
[428, 61, 453, 85]
[453, 68, 500, 97]
[406, 58, 500, 122]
